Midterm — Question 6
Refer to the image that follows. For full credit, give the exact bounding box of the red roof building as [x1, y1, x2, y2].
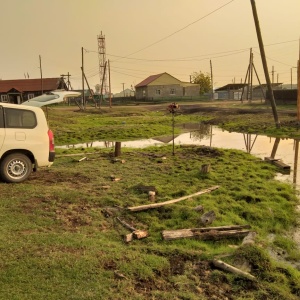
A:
[0, 77, 67, 104]
[135, 72, 200, 100]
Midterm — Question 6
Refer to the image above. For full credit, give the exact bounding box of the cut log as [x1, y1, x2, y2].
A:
[162, 225, 251, 241]
[212, 259, 256, 281]
[191, 225, 251, 232]
[200, 210, 216, 225]
[127, 186, 220, 212]
[124, 233, 134, 243]
[133, 230, 149, 239]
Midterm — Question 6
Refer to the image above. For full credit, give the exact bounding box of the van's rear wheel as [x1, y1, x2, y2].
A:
[0, 153, 32, 183]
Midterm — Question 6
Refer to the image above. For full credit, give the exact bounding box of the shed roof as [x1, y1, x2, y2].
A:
[252, 83, 282, 90]
[0, 78, 64, 93]
[215, 84, 247, 91]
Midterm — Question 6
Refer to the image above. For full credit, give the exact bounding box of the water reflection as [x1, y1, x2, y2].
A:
[57, 125, 300, 188]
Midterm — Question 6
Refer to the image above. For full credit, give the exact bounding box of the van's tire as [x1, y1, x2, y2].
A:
[0, 153, 32, 183]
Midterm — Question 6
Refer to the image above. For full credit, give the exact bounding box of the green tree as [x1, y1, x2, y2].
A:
[190, 71, 212, 95]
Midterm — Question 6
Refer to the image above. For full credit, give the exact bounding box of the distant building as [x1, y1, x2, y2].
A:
[135, 72, 200, 100]
[215, 83, 285, 101]
[0, 77, 67, 104]
[114, 88, 135, 98]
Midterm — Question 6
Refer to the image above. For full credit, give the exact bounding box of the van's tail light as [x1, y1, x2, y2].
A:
[48, 129, 55, 152]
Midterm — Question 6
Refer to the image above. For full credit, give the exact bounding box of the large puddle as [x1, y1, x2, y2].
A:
[58, 124, 300, 189]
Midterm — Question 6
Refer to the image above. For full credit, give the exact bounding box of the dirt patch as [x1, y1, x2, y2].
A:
[28, 169, 92, 186]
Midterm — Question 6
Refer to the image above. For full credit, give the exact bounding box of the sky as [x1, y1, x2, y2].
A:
[0, 0, 299, 94]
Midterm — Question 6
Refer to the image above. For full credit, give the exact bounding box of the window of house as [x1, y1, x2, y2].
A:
[28, 93, 35, 100]
[4, 108, 37, 129]
[155, 89, 161, 95]
[1, 95, 8, 102]
[170, 88, 176, 95]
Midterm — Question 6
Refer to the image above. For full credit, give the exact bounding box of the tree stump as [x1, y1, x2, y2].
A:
[201, 164, 211, 174]
[242, 231, 257, 245]
[200, 210, 216, 225]
[194, 205, 204, 213]
[114, 142, 122, 157]
[148, 191, 156, 201]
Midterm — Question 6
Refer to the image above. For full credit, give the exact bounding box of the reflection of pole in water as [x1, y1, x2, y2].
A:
[104, 141, 114, 148]
[293, 140, 299, 184]
[243, 133, 258, 153]
[210, 125, 213, 147]
[270, 137, 280, 159]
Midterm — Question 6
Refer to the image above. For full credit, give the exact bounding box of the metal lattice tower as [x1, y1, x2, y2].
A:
[97, 31, 108, 95]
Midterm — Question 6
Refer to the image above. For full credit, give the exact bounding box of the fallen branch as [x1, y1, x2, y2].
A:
[116, 217, 149, 242]
[127, 186, 220, 212]
[212, 259, 256, 281]
[162, 225, 251, 241]
[78, 157, 87, 162]
[116, 217, 137, 231]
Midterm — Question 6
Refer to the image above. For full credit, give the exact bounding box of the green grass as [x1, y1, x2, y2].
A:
[46, 106, 206, 145]
[1, 142, 300, 299]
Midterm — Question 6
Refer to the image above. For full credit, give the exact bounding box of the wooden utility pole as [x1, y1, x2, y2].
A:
[210, 60, 214, 100]
[100, 61, 107, 108]
[121, 83, 125, 97]
[247, 48, 254, 101]
[39, 55, 43, 94]
[108, 59, 112, 108]
[61, 72, 72, 90]
[272, 66, 275, 84]
[297, 38, 300, 122]
[81, 67, 97, 107]
[82, 47, 85, 109]
[250, 0, 280, 128]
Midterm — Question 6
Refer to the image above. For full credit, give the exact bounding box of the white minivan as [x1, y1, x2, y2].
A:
[0, 90, 80, 183]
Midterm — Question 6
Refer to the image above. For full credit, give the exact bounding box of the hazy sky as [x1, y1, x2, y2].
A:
[1, 0, 299, 93]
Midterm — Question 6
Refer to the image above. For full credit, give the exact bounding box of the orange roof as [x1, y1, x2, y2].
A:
[0, 78, 64, 93]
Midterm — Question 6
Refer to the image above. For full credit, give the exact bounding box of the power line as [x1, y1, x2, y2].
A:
[114, 0, 235, 61]
[84, 39, 298, 64]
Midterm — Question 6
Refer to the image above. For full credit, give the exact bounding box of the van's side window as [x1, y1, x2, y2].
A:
[0, 107, 4, 128]
[4, 108, 37, 129]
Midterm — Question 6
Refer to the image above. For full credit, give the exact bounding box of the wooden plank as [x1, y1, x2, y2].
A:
[127, 186, 220, 212]
[264, 157, 291, 170]
[212, 259, 256, 281]
[162, 226, 251, 241]
[264, 157, 279, 162]
[192, 225, 251, 232]
[273, 160, 291, 170]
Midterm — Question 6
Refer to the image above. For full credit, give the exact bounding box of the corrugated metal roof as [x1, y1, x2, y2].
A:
[215, 84, 247, 91]
[0, 78, 63, 93]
